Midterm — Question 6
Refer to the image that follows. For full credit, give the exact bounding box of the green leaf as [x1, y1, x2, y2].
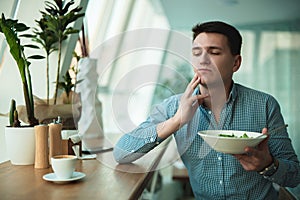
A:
[0, 13, 38, 125]
[61, 1, 74, 15]
[14, 23, 30, 32]
[76, 79, 83, 84]
[20, 33, 35, 38]
[64, 28, 79, 35]
[28, 55, 45, 59]
[24, 44, 40, 49]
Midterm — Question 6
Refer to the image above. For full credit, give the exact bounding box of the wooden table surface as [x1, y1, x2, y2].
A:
[0, 135, 172, 200]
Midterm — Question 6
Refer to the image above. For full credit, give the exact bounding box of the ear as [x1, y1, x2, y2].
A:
[233, 55, 242, 72]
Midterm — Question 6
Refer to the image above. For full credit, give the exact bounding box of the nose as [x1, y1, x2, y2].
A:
[199, 51, 211, 65]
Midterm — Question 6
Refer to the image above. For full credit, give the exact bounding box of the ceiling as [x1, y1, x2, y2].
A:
[158, 0, 300, 30]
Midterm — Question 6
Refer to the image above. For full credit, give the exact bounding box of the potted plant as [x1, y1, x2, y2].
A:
[41, 0, 85, 105]
[57, 67, 82, 104]
[0, 14, 42, 165]
[15, 0, 85, 128]
[1, 0, 85, 164]
[0, 14, 42, 126]
[32, 0, 84, 105]
[31, 16, 59, 105]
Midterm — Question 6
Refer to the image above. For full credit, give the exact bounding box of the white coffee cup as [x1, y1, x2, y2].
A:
[51, 155, 77, 179]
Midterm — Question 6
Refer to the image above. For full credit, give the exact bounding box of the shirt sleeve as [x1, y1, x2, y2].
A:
[264, 95, 300, 187]
[113, 96, 178, 164]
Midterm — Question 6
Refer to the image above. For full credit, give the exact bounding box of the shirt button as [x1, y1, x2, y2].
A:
[150, 137, 155, 142]
[218, 156, 222, 161]
[219, 180, 223, 185]
[208, 111, 212, 114]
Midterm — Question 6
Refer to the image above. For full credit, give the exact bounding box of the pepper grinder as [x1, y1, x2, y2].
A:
[49, 117, 63, 164]
[34, 124, 49, 169]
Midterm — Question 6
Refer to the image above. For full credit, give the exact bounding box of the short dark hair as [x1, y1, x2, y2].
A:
[192, 21, 242, 55]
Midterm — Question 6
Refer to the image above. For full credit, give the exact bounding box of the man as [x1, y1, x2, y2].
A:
[113, 21, 300, 199]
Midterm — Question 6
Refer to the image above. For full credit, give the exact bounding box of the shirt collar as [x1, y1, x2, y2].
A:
[227, 82, 237, 103]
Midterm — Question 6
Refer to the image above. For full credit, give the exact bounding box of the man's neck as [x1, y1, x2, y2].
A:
[200, 81, 233, 116]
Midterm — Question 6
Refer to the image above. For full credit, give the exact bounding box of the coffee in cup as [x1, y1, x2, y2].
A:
[51, 155, 77, 179]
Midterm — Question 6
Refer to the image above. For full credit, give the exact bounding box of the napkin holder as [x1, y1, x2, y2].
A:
[61, 130, 82, 156]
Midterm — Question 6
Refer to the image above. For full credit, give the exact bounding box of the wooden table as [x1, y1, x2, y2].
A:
[0, 135, 172, 200]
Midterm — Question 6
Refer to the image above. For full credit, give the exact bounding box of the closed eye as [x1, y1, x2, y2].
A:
[210, 51, 221, 55]
[192, 52, 201, 56]
[192, 48, 202, 56]
[208, 47, 222, 55]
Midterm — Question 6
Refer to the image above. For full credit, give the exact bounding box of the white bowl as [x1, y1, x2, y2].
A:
[198, 130, 267, 154]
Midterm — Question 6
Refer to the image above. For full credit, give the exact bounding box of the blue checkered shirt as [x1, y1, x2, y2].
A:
[113, 83, 300, 199]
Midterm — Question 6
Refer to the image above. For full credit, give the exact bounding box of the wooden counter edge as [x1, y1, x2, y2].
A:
[128, 137, 172, 200]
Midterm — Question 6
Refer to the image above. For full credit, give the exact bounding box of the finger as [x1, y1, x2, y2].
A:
[197, 94, 208, 106]
[185, 75, 199, 95]
[262, 127, 268, 134]
[191, 93, 209, 106]
[257, 135, 269, 150]
[238, 159, 255, 171]
[191, 76, 201, 89]
[244, 146, 257, 157]
[188, 74, 198, 87]
[234, 153, 253, 164]
[257, 128, 270, 147]
[259, 127, 269, 147]
[196, 93, 209, 100]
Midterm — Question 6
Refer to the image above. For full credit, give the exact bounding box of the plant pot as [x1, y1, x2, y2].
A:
[17, 95, 81, 130]
[5, 126, 35, 165]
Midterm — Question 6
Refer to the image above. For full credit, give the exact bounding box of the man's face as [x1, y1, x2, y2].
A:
[192, 32, 240, 87]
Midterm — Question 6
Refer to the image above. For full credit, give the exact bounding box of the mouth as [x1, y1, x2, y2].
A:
[196, 68, 212, 73]
[199, 68, 211, 71]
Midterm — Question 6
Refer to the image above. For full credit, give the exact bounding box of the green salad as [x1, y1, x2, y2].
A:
[218, 133, 251, 138]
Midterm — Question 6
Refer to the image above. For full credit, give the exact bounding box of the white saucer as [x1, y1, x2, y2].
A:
[43, 172, 85, 183]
